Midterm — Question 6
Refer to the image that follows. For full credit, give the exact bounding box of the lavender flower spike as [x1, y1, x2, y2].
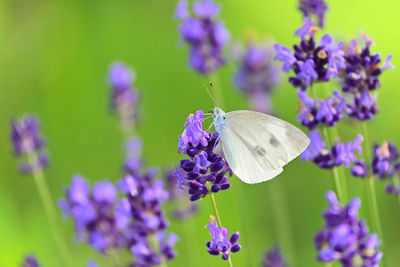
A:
[234, 42, 281, 113]
[175, 0, 230, 74]
[108, 62, 139, 132]
[10, 115, 49, 173]
[22, 256, 41, 267]
[314, 191, 382, 266]
[298, 0, 328, 27]
[262, 245, 288, 267]
[206, 216, 241, 260]
[177, 110, 232, 201]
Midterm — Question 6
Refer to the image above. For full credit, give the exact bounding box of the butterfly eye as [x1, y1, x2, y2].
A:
[208, 109, 214, 114]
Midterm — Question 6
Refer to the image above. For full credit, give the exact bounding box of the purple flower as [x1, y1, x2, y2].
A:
[165, 168, 198, 220]
[340, 34, 393, 121]
[301, 130, 326, 161]
[373, 141, 400, 177]
[274, 44, 296, 72]
[262, 245, 288, 267]
[87, 260, 98, 267]
[346, 91, 379, 120]
[298, 0, 328, 27]
[206, 216, 241, 260]
[295, 17, 314, 39]
[175, 0, 230, 74]
[22, 256, 40, 267]
[10, 116, 49, 173]
[177, 110, 232, 201]
[351, 160, 367, 178]
[193, 0, 219, 17]
[275, 19, 345, 91]
[108, 62, 139, 131]
[234, 43, 281, 113]
[175, 0, 189, 19]
[297, 90, 346, 130]
[315, 191, 382, 266]
[298, 59, 318, 85]
[302, 131, 363, 170]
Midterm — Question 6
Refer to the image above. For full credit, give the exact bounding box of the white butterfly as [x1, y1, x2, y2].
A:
[212, 107, 310, 184]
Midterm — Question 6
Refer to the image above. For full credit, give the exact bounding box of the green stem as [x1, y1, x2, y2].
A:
[393, 176, 400, 206]
[27, 152, 70, 266]
[207, 184, 233, 267]
[268, 184, 295, 266]
[108, 249, 122, 267]
[310, 84, 344, 202]
[361, 122, 385, 253]
[149, 234, 168, 267]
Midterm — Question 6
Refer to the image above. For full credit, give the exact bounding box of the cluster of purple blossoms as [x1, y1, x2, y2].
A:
[175, 0, 230, 74]
[301, 130, 363, 169]
[297, 90, 346, 130]
[10, 116, 49, 174]
[108, 62, 139, 131]
[315, 191, 382, 266]
[262, 245, 288, 267]
[340, 35, 394, 120]
[234, 43, 281, 113]
[60, 165, 177, 265]
[165, 168, 198, 220]
[22, 256, 40, 267]
[59, 176, 125, 253]
[298, 0, 328, 27]
[206, 216, 241, 260]
[352, 142, 400, 196]
[176, 110, 232, 201]
[274, 18, 345, 91]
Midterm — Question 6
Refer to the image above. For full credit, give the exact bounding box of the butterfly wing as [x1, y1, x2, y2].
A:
[219, 110, 310, 184]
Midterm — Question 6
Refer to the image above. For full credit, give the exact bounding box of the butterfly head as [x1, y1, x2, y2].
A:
[212, 107, 226, 133]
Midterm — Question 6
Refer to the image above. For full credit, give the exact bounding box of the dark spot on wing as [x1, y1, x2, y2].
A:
[254, 146, 266, 156]
[269, 137, 279, 147]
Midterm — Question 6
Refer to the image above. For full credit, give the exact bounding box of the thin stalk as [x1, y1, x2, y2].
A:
[268, 184, 295, 266]
[207, 189, 233, 267]
[310, 84, 344, 202]
[149, 234, 168, 267]
[27, 152, 70, 266]
[393, 176, 400, 206]
[361, 122, 385, 252]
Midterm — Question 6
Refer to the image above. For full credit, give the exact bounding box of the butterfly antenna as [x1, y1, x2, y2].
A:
[204, 83, 219, 107]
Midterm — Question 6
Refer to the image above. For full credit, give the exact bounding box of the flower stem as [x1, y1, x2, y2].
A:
[361, 122, 385, 254]
[393, 176, 400, 206]
[310, 84, 344, 202]
[208, 191, 234, 267]
[27, 152, 70, 266]
[149, 234, 168, 267]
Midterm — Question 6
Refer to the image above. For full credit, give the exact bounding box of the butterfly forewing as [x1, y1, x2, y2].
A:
[219, 110, 310, 184]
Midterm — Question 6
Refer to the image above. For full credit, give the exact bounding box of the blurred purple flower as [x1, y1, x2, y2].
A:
[175, 0, 230, 74]
[315, 191, 382, 266]
[262, 245, 288, 267]
[22, 256, 40, 267]
[298, 0, 328, 27]
[108, 62, 139, 131]
[234, 43, 281, 113]
[10, 115, 49, 174]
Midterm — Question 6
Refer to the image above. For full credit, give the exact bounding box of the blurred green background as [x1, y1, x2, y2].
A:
[1, 0, 399, 266]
